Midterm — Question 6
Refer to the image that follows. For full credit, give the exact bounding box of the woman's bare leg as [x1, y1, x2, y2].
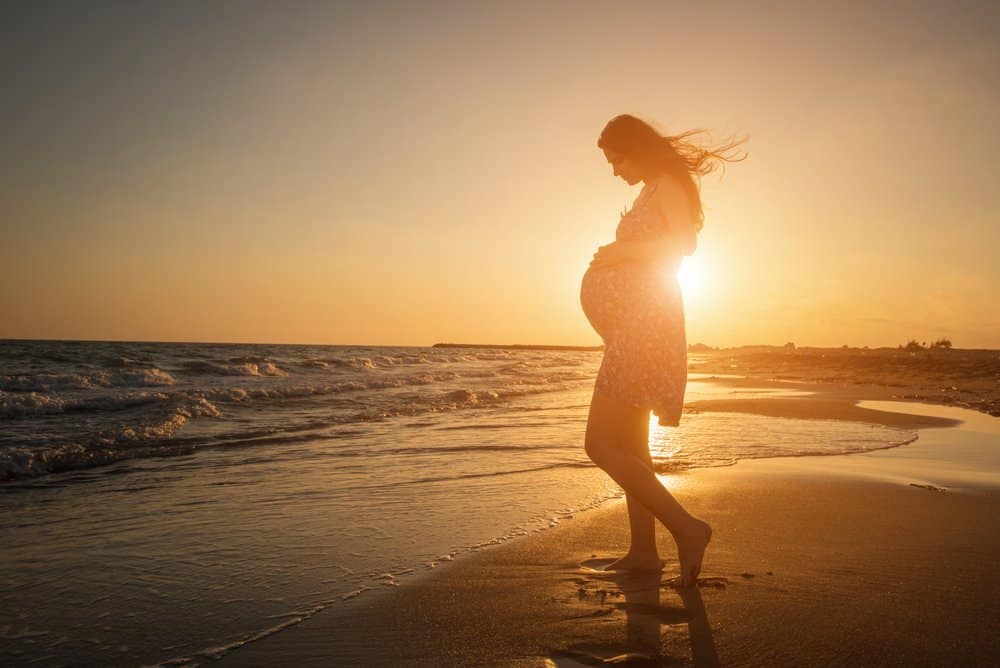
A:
[605, 408, 665, 570]
[585, 388, 712, 586]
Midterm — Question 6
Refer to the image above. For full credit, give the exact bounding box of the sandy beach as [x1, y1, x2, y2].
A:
[215, 382, 1000, 667]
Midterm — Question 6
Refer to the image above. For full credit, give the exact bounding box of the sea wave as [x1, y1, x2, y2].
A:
[0, 440, 195, 481]
[178, 360, 287, 376]
[0, 368, 176, 392]
[0, 396, 223, 480]
[0, 368, 556, 421]
[0, 341, 599, 483]
[1, 389, 177, 419]
[0, 379, 577, 481]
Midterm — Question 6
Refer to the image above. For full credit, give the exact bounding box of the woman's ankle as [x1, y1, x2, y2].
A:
[667, 514, 705, 538]
[625, 546, 659, 559]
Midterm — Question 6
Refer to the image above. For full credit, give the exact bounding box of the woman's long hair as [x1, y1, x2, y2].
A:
[597, 114, 748, 231]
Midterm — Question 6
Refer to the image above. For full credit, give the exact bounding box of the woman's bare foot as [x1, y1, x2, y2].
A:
[604, 553, 667, 572]
[673, 518, 712, 587]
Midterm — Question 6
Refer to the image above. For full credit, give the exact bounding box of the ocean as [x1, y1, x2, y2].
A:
[0, 340, 918, 665]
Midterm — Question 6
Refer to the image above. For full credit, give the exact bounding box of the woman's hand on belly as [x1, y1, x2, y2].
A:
[590, 239, 673, 270]
[590, 240, 638, 269]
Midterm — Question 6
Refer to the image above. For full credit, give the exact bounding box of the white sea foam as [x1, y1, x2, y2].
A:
[0, 389, 175, 419]
[230, 361, 287, 377]
[0, 390, 68, 417]
[0, 367, 176, 392]
[179, 359, 289, 376]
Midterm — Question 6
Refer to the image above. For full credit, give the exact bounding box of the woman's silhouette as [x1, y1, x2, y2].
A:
[580, 114, 747, 587]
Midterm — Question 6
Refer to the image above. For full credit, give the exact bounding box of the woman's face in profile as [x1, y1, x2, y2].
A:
[602, 147, 642, 185]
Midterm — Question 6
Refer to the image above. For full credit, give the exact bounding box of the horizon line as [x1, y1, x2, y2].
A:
[0, 337, 994, 353]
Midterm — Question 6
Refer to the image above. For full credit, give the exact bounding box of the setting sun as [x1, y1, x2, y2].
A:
[676, 255, 703, 301]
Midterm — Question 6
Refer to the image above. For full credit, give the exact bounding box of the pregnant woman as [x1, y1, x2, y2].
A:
[580, 114, 746, 587]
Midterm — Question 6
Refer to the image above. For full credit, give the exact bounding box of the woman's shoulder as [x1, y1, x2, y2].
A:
[648, 173, 698, 227]
[650, 173, 686, 201]
[640, 174, 677, 217]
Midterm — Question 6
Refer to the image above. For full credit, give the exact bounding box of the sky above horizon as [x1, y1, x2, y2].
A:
[3, 1, 999, 349]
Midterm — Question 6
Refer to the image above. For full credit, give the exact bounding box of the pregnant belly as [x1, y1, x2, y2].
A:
[580, 263, 680, 341]
[580, 264, 632, 341]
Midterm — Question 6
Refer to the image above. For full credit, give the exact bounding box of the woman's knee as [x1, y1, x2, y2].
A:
[586, 390, 648, 463]
[585, 397, 612, 462]
[584, 435, 610, 464]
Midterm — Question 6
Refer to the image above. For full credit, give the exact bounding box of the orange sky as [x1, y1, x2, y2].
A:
[3, 2, 999, 348]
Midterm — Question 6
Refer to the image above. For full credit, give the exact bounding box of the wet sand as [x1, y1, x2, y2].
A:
[690, 347, 1000, 417]
[216, 383, 1000, 667]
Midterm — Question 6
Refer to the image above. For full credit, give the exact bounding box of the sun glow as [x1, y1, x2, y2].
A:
[676, 256, 702, 300]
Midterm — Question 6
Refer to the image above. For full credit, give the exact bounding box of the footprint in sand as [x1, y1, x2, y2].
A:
[660, 575, 729, 590]
[579, 557, 619, 573]
[546, 647, 667, 666]
[582, 558, 732, 592]
[579, 557, 665, 574]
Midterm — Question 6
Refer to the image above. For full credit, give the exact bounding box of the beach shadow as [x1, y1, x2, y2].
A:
[550, 558, 720, 667]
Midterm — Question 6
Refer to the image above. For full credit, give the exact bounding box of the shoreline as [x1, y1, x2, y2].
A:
[212, 383, 1000, 666]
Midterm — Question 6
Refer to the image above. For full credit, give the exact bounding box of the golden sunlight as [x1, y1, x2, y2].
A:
[676, 256, 702, 300]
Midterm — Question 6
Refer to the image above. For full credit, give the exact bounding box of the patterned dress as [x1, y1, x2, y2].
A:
[579, 182, 688, 426]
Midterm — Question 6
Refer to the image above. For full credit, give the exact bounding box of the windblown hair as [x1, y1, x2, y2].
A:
[597, 114, 748, 231]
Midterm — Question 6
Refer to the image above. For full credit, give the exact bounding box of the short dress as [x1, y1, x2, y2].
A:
[579, 182, 688, 426]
